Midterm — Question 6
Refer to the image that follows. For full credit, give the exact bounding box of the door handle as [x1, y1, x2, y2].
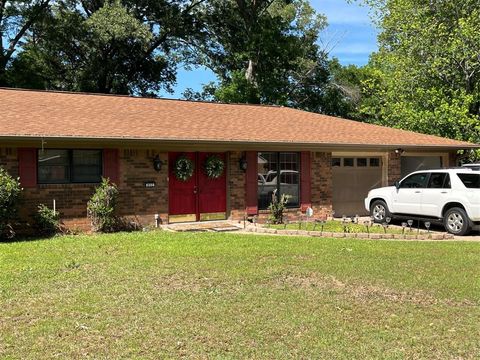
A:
[441, 191, 448, 194]
[193, 186, 198, 194]
[414, 191, 422, 193]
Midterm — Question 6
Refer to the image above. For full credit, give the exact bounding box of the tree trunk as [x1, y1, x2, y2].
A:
[245, 59, 256, 84]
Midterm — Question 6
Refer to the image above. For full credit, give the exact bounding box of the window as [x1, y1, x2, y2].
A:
[38, 149, 102, 184]
[457, 173, 480, 188]
[399, 172, 429, 189]
[370, 158, 380, 167]
[257, 152, 300, 209]
[357, 158, 367, 167]
[332, 158, 341, 167]
[428, 173, 450, 189]
[343, 158, 354, 167]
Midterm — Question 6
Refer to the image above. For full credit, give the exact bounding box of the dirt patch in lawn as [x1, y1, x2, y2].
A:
[271, 273, 477, 307]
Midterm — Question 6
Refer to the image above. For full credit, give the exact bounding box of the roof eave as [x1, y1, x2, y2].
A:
[0, 135, 477, 152]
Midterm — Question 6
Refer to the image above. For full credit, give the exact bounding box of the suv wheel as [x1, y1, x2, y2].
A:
[370, 200, 391, 223]
[443, 207, 471, 236]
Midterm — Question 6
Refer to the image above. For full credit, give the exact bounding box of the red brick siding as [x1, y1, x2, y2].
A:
[310, 152, 333, 219]
[1, 147, 338, 230]
[228, 151, 246, 220]
[1, 147, 169, 232]
[387, 151, 401, 185]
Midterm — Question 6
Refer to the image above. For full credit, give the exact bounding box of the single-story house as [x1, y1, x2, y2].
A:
[0, 88, 477, 229]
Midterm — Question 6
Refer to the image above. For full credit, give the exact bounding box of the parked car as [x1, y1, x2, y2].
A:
[462, 163, 480, 170]
[258, 170, 299, 208]
[364, 169, 480, 235]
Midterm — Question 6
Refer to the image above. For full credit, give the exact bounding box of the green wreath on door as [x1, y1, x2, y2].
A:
[203, 155, 225, 179]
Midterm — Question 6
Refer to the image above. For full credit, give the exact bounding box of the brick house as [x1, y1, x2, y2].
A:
[0, 88, 476, 230]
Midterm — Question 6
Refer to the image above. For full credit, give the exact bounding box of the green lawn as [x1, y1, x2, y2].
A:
[1, 232, 479, 359]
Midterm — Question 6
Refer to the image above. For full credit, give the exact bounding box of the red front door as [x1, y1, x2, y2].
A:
[169, 152, 227, 222]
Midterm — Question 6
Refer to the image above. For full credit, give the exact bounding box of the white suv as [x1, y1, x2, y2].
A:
[364, 169, 480, 235]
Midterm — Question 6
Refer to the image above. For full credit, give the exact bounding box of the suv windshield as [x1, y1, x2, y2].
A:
[457, 173, 480, 188]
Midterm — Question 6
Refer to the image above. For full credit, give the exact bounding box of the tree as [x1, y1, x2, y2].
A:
[9, 0, 206, 94]
[355, 0, 480, 143]
[184, 0, 348, 115]
[0, 0, 51, 86]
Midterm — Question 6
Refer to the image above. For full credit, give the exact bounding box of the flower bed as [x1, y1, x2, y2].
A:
[246, 221, 453, 240]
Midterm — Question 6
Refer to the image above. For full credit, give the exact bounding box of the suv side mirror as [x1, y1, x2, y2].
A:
[394, 180, 400, 189]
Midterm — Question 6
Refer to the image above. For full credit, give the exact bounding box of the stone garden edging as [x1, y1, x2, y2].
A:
[245, 226, 454, 240]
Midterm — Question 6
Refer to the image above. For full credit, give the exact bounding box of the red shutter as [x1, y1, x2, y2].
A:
[300, 151, 311, 211]
[103, 149, 119, 184]
[18, 148, 37, 188]
[245, 151, 258, 215]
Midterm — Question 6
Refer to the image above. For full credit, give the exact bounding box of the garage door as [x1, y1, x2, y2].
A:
[332, 157, 383, 216]
[401, 156, 442, 178]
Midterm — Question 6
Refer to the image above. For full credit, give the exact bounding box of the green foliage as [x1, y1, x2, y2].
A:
[184, 0, 352, 116]
[34, 204, 60, 236]
[353, 0, 480, 144]
[203, 155, 225, 179]
[6, 0, 203, 94]
[174, 155, 195, 182]
[0, 167, 22, 239]
[0, 0, 52, 86]
[87, 178, 119, 233]
[268, 193, 290, 224]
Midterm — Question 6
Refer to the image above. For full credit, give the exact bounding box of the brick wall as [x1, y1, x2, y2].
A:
[227, 151, 246, 220]
[310, 152, 333, 219]
[1, 147, 336, 231]
[387, 151, 401, 185]
[117, 149, 169, 226]
[1, 147, 169, 232]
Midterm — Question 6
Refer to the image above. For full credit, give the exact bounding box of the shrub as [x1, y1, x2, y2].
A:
[87, 178, 119, 232]
[0, 167, 22, 239]
[268, 193, 290, 224]
[34, 204, 61, 236]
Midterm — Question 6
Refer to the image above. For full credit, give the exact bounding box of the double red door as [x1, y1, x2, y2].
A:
[169, 152, 227, 222]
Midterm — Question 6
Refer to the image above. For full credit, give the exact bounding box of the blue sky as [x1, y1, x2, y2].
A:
[164, 0, 377, 98]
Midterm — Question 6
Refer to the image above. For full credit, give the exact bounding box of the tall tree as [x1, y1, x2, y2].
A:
[355, 0, 480, 143]
[9, 0, 206, 94]
[184, 0, 349, 116]
[0, 0, 51, 86]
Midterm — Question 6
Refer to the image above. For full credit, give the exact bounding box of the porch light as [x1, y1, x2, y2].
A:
[239, 156, 248, 172]
[153, 155, 163, 172]
[395, 148, 405, 155]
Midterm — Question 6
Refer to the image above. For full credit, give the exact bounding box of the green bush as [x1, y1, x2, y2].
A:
[268, 193, 290, 224]
[87, 178, 119, 233]
[0, 167, 22, 239]
[34, 204, 61, 236]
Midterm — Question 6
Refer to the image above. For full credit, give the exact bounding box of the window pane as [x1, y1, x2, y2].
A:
[357, 158, 367, 167]
[258, 152, 277, 209]
[343, 158, 354, 167]
[457, 174, 480, 188]
[279, 152, 299, 207]
[72, 150, 102, 183]
[370, 158, 380, 167]
[428, 173, 449, 189]
[332, 158, 341, 167]
[38, 150, 70, 183]
[400, 173, 429, 188]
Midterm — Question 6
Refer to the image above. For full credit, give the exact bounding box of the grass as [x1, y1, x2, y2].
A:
[271, 220, 413, 234]
[1, 231, 480, 358]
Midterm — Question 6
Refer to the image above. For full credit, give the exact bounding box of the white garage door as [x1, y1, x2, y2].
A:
[332, 157, 383, 216]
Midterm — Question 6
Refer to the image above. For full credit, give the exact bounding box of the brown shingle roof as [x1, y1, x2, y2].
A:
[0, 88, 476, 149]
